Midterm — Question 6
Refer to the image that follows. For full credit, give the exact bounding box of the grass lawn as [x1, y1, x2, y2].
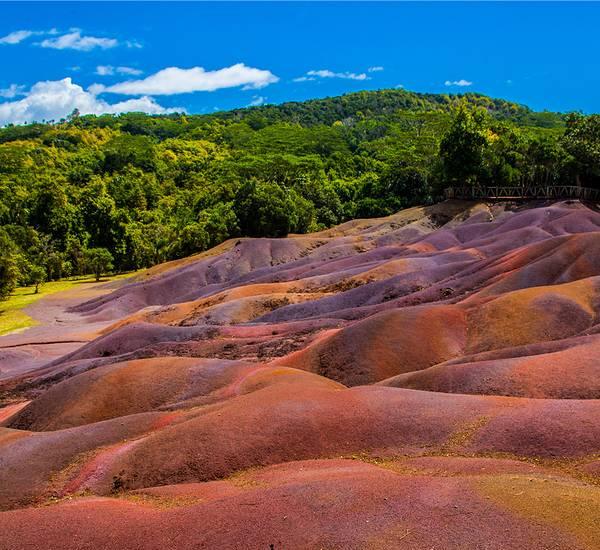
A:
[0, 272, 138, 336]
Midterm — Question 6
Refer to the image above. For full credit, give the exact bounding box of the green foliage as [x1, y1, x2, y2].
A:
[440, 105, 490, 185]
[103, 134, 158, 173]
[28, 265, 47, 294]
[562, 114, 600, 186]
[0, 88, 593, 290]
[234, 180, 314, 237]
[0, 228, 20, 300]
[84, 248, 114, 281]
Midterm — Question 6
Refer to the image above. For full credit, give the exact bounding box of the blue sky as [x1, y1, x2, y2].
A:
[1, 1, 599, 125]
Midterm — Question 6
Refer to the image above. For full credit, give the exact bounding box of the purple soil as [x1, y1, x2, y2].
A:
[1, 199, 600, 547]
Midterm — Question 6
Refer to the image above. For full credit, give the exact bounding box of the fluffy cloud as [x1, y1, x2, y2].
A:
[40, 31, 118, 51]
[0, 84, 26, 99]
[0, 78, 175, 125]
[104, 64, 278, 95]
[96, 65, 143, 76]
[95, 65, 114, 76]
[248, 95, 266, 107]
[0, 30, 35, 45]
[294, 69, 369, 82]
[444, 79, 473, 87]
[368, 66, 384, 73]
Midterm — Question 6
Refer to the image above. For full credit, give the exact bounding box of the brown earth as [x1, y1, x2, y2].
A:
[1, 199, 600, 549]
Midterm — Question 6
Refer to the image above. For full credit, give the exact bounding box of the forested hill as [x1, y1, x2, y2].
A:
[0, 88, 598, 298]
[0, 89, 563, 144]
[211, 89, 564, 128]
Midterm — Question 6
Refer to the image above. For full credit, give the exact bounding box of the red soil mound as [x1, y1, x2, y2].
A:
[381, 335, 600, 398]
[274, 305, 467, 385]
[67, 386, 599, 496]
[1, 459, 597, 550]
[2, 199, 600, 546]
[6, 358, 342, 431]
[0, 412, 169, 510]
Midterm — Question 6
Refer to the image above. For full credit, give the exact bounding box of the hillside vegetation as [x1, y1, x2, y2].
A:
[1, 88, 599, 298]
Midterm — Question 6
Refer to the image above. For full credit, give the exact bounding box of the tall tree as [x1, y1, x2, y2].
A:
[562, 113, 600, 187]
[0, 229, 19, 300]
[439, 105, 489, 186]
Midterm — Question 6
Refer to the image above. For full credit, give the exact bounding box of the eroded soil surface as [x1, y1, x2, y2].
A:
[1, 200, 600, 549]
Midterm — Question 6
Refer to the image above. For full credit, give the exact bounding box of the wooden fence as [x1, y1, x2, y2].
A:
[444, 185, 600, 202]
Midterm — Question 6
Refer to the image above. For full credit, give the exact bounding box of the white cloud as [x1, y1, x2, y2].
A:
[87, 83, 106, 95]
[0, 78, 176, 125]
[395, 84, 405, 89]
[0, 84, 26, 99]
[103, 63, 278, 95]
[248, 95, 266, 107]
[1, 28, 140, 51]
[95, 65, 143, 76]
[294, 69, 369, 82]
[117, 66, 143, 76]
[310, 69, 368, 81]
[368, 66, 384, 73]
[444, 79, 473, 87]
[40, 31, 118, 51]
[0, 30, 35, 45]
[95, 65, 114, 76]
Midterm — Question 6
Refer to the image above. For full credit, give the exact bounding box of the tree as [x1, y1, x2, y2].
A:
[197, 202, 239, 248]
[0, 253, 19, 300]
[29, 265, 47, 294]
[77, 177, 118, 250]
[562, 113, 600, 187]
[233, 180, 314, 237]
[525, 136, 568, 186]
[67, 108, 81, 122]
[171, 222, 210, 258]
[45, 251, 67, 281]
[439, 105, 489, 186]
[84, 248, 114, 281]
[65, 236, 87, 276]
[103, 134, 158, 173]
[380, 159, 433, 207]
[0, 229, 19, 300]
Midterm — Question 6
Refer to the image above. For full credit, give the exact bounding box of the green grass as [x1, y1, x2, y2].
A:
[0, 272, 138, 336]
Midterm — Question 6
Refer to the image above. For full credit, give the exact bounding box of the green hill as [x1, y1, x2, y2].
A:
[0, 88, 598, 297]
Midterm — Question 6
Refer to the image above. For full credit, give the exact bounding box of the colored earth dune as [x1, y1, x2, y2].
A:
[1, 199, 599, 549]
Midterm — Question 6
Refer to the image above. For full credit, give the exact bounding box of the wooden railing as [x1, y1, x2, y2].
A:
[444, 185, 600, 202]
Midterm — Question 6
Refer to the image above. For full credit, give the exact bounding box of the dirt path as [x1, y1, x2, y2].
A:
[0, 278, 134, 382]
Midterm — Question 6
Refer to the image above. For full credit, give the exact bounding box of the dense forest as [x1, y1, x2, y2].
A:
[1, 88, 599, 298]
